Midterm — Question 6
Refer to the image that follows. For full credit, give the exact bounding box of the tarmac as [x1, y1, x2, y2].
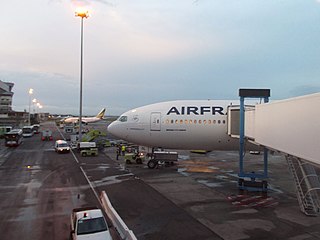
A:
[0, 121, 320, 240]
[104, 147, 320, 240]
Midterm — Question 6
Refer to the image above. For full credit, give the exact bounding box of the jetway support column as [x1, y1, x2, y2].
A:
[238, 89, 270, 192]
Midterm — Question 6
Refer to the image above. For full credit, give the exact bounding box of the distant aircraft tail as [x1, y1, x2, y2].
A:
[96, 108, 106, 119]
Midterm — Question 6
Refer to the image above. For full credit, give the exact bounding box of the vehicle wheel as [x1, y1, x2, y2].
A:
[262, 180, 268, 190]
[238, 178, 244, 187]
[136, 158, 142, 164]
[126, 159, 131, 164]
[147, 160, 157, 169]
[82, 152, 87, 157]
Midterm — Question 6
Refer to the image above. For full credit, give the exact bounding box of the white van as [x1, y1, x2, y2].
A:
[55, 140, 70, 153]
[22, 126, 34, 137]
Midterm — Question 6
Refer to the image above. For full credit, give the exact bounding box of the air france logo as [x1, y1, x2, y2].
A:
[167, 106, 225, 115]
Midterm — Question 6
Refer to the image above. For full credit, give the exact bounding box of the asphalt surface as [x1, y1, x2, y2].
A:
[0, 122, 102, 240]
[1, 121, 320, 240]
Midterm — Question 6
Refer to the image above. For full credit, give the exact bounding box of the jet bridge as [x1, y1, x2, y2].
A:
[244, 93, 320, 165]
[231, 91, 320, 216]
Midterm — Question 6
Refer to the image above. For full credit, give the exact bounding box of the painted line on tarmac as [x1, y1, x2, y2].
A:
[55, 124, 101, 202]
[56, 125, 66, 140]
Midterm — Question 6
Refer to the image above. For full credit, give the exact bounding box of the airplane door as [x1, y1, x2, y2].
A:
[150, 112, 161, 131]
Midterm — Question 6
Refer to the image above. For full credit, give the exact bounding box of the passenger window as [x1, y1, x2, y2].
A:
[166, 119, 169, 124]
[185, 120, 188, 124]
[199, 120, 202, 124]
[223, 120, 226, 124]
[194, 120, 197, 124]
[175, 120, 178, 124]
[208, 120, 211, 124]
[189, 120, 192, 124]
[218, 120, 221, 124]
[204, 120, 207, 125]
[171, 119, 174, 124]
[213, 120, 216, 124]
[180, 120, 183, 124]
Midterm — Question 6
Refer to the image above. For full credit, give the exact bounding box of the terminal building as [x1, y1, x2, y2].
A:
[0, 80, 47, 127]
[0, 80, 14, 114]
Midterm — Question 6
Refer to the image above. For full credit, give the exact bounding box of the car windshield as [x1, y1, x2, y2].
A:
[23, 128, 33, 133]
[58, 143, 68, 147]
[77, 217, 108, 235]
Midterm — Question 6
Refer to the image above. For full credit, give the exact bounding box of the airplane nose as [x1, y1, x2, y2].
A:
[107, 122, 116, 135]
[107, 122, 121, 138]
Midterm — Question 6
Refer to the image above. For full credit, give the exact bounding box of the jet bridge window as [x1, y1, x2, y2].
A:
[118, 116, 128, 122]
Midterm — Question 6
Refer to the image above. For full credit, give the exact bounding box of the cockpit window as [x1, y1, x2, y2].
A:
[118, 116, 128, 122]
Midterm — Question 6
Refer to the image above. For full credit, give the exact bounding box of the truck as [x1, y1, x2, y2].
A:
[77, 142, 96, 151]
[70, 135, 79, 149]
[70, 207, 112, 240]
[77, 142, 98, 157]
[41, 129, 53, 141]
[0, 126, 12, 138]
[81, 148, 98, 157]
[147, 151, 178, 169]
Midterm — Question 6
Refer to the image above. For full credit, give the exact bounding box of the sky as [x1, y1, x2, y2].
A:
[1, 0, 320, 116]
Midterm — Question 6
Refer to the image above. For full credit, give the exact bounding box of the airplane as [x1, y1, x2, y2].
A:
[64, 108, 106, 124]
[107, 100, 259, 151]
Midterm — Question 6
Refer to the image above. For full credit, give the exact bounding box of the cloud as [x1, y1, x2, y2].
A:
[70, 0, 115, 7]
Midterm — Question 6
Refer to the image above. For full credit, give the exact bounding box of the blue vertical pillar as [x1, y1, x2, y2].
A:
[238, 89, 271, 191]
[263, 96, 269, 179]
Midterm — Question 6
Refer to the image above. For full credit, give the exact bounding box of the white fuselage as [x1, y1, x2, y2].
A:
[108, 100, 250, 151]
[64, 116, 102, 124]
[63, 108, 106, 124]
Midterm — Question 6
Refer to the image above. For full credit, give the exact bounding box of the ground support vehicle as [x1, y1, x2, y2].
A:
[104, 140, 111, 147]
[124, 152, 145, 164]
[5, 129, 23, 147]
[55, 140, 70, 153]
[41, 130, 53, 141]
[147, 151, 178, 169]
[32, 124, 40, 134]
[70, 207, 112, 240]
[69, 135, 79, 149]
[22, 126, 34, 137]
[81, 147, 98, 157]
[0, 126, 12, 138]
[77, 142, 96, 151]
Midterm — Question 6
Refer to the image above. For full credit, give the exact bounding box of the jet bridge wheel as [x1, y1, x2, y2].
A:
[147, 159, 157, 169]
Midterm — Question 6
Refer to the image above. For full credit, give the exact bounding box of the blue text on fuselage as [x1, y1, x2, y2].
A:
[167, 106, 224, 115]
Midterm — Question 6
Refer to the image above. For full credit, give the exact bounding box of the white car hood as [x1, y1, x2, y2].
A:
[76, 231, 112, 240]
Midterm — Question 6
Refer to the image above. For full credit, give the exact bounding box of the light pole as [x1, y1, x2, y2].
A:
[28, 88, 33, 125]
[32, 98, 37, 113]
[75, 9, 89, 142]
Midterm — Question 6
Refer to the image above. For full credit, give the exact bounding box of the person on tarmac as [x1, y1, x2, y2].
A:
[121, 145, 126, 156]
[116, 145, 120, 160]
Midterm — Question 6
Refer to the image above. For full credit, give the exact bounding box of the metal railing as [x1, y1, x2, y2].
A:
[286, 155, 320, 216]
